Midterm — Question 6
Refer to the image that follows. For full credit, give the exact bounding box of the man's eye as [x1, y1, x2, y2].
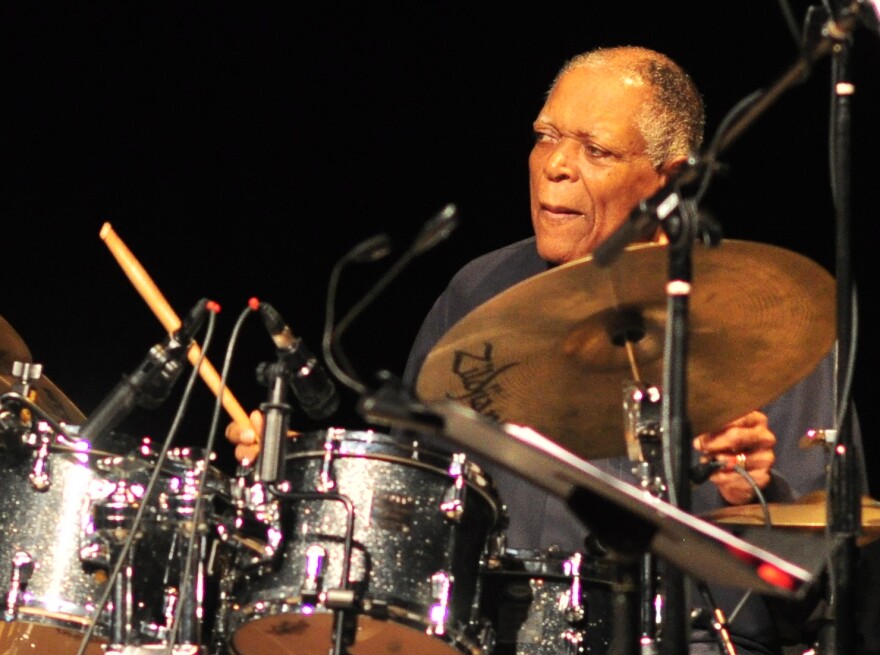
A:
[585, 144, 610, 158]
[534, 131, 556, 143]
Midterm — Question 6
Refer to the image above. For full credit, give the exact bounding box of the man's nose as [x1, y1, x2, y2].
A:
[544, 140, 578, 181]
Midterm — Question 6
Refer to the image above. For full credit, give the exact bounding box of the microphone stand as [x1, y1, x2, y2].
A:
[656, 197, 712, 655]
[254, 359, 357, 655]
[254, 360, 292, 485]
[818, 17, 861, 655]
[591, 6, 875, 652]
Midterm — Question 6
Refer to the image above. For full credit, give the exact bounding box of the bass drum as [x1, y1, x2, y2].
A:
[476, 548, 638, 655]
[226, 428, 504, 655]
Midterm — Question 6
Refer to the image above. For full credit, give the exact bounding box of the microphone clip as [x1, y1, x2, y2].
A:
[254, 360, 294, 484]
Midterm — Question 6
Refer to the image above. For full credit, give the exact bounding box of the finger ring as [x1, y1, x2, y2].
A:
[735, 452, 747, 468]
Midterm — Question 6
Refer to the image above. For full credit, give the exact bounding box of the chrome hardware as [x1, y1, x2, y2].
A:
[427, 570, 453, 636]
[29, 434, 52, 491]
[440, 452, 467, 520]
[300, 544, 327, 606]
[4, 551, 34, 621]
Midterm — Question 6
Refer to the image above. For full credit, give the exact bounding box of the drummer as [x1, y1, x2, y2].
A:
[227, 46, 867, 654]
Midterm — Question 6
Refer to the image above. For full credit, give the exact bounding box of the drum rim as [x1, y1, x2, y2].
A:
[483, 548, 637, 587]
[11, 605, 110, 638]
[285, 428, 503, 524]
[227, 596, 483, 655]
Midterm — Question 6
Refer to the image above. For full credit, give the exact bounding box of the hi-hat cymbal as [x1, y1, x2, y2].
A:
[702, 490, 880, 547]
[1, 314, 86, 425]
[416, 240, 835, 460]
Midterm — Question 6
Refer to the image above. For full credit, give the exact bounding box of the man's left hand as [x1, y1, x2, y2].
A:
[693, 410, 776, 506]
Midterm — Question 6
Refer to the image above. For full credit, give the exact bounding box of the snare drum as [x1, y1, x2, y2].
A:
[226, 428, 503, 655]
[477, 548, 638, 655]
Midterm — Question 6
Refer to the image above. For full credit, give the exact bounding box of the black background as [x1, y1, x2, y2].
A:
[2, 3, 878, 493]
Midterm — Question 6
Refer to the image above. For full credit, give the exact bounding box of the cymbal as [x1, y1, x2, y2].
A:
[0, 314, 33, 371]
[0, 371, 87, 426]
[1, 314, 87, 425]
[416, 240, 835, 460]
[702, 490, 880, 547]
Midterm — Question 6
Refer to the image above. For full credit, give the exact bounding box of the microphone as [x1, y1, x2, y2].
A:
[409, 203, 459, 255]
[80, 298, 211, 441]
[346, 233, 393, 263]
[334, 204, 458, 343]
[257, 302, 340, 421]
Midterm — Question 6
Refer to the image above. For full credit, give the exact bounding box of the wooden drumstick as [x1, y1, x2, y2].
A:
[99, 222, 255, 432]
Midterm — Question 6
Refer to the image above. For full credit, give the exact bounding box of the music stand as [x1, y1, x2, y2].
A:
[360, 394, 837, 599]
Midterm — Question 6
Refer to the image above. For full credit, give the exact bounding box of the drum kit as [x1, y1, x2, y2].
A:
[2, 232, 877, 655]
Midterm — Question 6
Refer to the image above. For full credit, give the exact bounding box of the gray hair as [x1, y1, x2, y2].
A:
[552, 46, 705, 168]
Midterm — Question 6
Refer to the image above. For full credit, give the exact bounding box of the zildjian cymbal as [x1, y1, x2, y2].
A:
[416, 240, 836, 461]
[0, 314, 32, 370]
[1, 314, 87, 425]
[703, 490, 880, 547]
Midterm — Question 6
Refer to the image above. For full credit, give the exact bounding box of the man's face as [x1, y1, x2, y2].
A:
[529, 65, 671, 264]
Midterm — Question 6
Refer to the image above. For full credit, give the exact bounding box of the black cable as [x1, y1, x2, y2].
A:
[162, 310, 221, 653]
[696, 581, 738, 655]
[166, 302, 257, 654]
[830, 211, 860, 436]
[725, 464, 771, 626]
[778, 0, 809, 52]
[693, 90, 763, 206]
[322, 235, 391, 396]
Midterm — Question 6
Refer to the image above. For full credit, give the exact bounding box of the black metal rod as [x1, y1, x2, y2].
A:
[819, 36, 862, 655]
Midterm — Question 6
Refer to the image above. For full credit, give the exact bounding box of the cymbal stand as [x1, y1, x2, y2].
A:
[816, 3, 865, 652]
[624, 378, 739, 655]
[592, 7, 876, 654]
[623, 381, 665, 655]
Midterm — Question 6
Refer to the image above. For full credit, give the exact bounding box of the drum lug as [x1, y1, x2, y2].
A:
[300, 544, 326, 606]
[81, 476, 145, 571]
[483, 528, 508, 568]
[4, 551, 35, 621]
[560, 627, 586, 655]
[317, 430, 340, 492]
[79, 531, 111, 568]
[427, 570, 454, 636]
[138, 584, 180, 642]
[441, 453, 468, 520]
[560, 553, 585, 623]
[81, 479, 115, 568]
[29, 434, 52, 491]
[227, 477, 283, 565]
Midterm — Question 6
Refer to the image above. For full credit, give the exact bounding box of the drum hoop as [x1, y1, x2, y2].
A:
[14, 605, 109, 636]
[286, 447, 501, 525]
[228, 596, 483, 655]
[486, 548, 635, 587]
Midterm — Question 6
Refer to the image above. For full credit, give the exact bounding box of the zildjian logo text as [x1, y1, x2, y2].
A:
[448, 342, 518, 421]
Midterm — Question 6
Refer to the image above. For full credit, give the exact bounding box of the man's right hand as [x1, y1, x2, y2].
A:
[225, 409, 264, 465]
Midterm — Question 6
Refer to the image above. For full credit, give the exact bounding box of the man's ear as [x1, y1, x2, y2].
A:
[657, 154, 691, 184]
